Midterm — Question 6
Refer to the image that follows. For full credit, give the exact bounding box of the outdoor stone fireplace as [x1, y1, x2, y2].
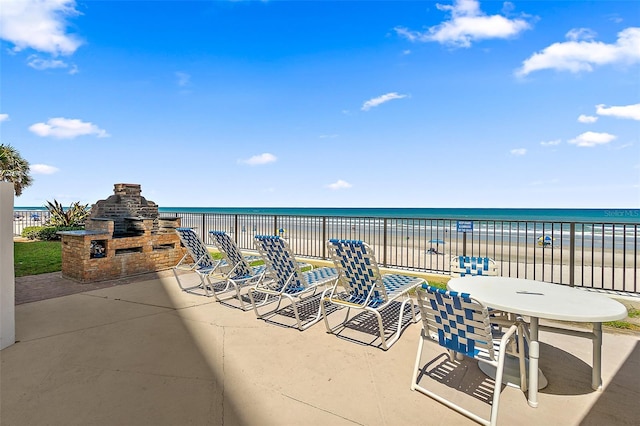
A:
[58, 183, 186, 283]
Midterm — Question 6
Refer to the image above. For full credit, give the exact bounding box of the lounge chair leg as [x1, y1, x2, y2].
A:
[374, 310, 389, 350]
[410, 331, 426, 391]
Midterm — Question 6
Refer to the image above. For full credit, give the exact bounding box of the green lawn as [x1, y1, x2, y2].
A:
[14, 241, 62, 277]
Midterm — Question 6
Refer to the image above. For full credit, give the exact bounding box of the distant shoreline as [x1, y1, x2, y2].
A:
[14, 206, 640, 224]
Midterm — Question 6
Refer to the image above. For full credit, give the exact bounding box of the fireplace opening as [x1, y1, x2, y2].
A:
[153, 243, 176, 250]
[115, 247, 143, 256]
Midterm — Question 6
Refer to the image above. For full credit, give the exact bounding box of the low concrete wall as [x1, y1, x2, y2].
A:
[0, 182, 15, 350]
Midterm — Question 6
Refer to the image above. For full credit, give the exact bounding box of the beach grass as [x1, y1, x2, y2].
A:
[14, 241, 62, 277]
[604, 307, 640, 332]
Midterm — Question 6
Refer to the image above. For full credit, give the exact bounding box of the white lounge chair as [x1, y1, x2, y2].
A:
[207, 230, 267, 309]
[249, 235, 339, 330]
[173, 227, 224, 297]
[322, 239, 424, 350]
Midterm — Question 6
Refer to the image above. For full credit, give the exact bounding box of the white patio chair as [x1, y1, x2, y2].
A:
[322, 239, 424, 350]
[248, 235, 339, 330]
[451, 255, 514, 327]
[411, 285, 528, 426]
[450, 256, 499, 278]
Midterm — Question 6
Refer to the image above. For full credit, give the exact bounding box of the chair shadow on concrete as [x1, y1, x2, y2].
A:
[323, 300, 417, 349]
[261, 292, 339, 330]
[414, 353, 502, 407]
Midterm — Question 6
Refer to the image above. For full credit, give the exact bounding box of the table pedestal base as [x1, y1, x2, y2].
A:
[479, 355, 548, 390]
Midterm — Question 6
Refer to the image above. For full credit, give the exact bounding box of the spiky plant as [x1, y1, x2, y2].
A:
[45, 199, 90, 227]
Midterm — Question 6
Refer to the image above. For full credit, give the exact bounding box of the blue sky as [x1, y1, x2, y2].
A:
[1, 0, 639, 208]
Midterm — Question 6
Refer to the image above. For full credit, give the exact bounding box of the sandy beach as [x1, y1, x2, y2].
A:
[225, 218, 638, 293]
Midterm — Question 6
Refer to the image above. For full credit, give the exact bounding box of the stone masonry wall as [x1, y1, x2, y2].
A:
[89, 183, 159, 235]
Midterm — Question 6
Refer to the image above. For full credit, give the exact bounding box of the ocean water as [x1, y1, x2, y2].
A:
[15, 206, 640, 223]
[155, 207, 640, 224]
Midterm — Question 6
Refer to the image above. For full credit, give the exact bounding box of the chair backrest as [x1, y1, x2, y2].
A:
[416, 285, 495, 360]
[450, 256, 498, 278]
[175, 228, 217, 269]
[326, 239, 388, 306]
[209, 231, 253, 276]
[254, 235, 307, 292]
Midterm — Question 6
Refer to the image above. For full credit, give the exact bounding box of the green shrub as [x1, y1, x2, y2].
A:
[21, 225, 83, 241]
[21, 226, 44, 240]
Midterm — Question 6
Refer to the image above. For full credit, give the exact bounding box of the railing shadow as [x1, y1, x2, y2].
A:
[579, 340, 640, 425]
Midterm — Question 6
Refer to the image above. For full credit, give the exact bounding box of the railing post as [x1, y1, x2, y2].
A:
[569, 222, 575, 287]
[201, 213, 206, 242]
[383, 218, 388, 267]
[462, 232, 467, 257]
[322, 216, 327, 259]
[273, 215, 278, 237]
[234, 214, 239, 244]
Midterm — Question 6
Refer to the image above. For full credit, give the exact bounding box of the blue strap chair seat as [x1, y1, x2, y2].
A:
[411, 285, 528, 426]
[323, 239, 425, 350]
[249, 235, 339, 330]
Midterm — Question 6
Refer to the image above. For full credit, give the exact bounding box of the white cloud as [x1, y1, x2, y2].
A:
[175, 72, 191, 87]
[566, 28, 597, 41]
[530, 178, 559, 186]
[326, 179, 352, 190]
[596, 103, 640, 121]
[395, 0, 532, 48]
[0, 0, 83, 56]
[361, 92, 407, 111]
[319, 134, 338, 139]
[540, 139, 561, 146]
[510, 148, 527, 156]
[577, 114, 598, 123]
[27, 55, 69, 70]
[614, 143, 634, 150]
[0, 113, 8, 122]
[517, 27, 640, 76]
[31, 164, 59, 174]
[29, 117, 110, 139]
[568, 131, 616, 147]
[239, 153, 277, 166]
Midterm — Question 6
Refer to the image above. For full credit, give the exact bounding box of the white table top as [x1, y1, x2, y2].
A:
[447, 276, 628, 322]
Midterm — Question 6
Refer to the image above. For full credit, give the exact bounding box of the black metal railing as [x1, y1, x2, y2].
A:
[13, 210, 639, 294]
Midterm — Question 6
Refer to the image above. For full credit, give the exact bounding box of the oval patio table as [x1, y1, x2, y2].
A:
[447, 276, 628, 408]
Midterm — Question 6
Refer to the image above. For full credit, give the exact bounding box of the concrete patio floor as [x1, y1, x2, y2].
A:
[2, 271, 640, 426]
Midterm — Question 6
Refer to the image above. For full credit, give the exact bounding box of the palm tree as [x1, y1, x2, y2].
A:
[0, 144, 33, 196]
